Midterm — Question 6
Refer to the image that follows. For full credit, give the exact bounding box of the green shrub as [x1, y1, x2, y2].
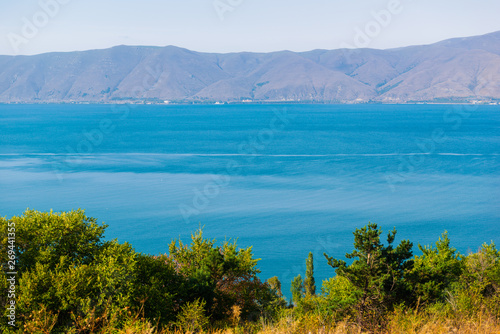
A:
[131, 254, 184, 326]
[16, 241, 136, 332]
[320, 275, 360, 320]
[168, 229, 274, 322]
[4, 209, 107, 272]
[175, 299, 209, 333]
[448, 242, 500, 318]
[408, 232, 464, 306]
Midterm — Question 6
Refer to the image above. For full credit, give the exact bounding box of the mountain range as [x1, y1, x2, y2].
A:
[1, 31, 500, 103]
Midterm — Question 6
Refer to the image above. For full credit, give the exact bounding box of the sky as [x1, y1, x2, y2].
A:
[1, 0, 500, 55]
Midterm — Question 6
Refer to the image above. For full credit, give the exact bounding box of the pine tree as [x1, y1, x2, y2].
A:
[324, 223, 413, 330]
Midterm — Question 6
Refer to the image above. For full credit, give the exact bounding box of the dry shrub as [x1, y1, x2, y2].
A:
[386, 307, 500, 334]
[22, 304, 58, 334]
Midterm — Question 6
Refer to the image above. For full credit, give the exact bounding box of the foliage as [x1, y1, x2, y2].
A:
[0, 210, 136, 332]
[2, 209, 107, 273]
[0, 211, 275, 332]
[320, 275, 360, 320]
[290, 275, 304, 306]
[167, 229, 274, 321]
[15, 241, 136, 332]
[304, 252, 316, 297]
[462, 242, 500, 296]
[324, 223, 414, 329]
[264, 276, 287, 318]
[266, 276, 282, 298]
[2, 211, 499, 333]
[408, 232, 464, 306]
[445, 242, 500, 318]
[174, 299, 209, 333]
[131, 254, 184, 326]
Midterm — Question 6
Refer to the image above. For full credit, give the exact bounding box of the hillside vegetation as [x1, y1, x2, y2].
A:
[1, 210, 500, 333]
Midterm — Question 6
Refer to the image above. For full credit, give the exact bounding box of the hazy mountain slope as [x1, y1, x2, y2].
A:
[434, 30, 500, 56]
[0, 47, 148, 102]
[110, 46, 229, 100]
[0, 31, 499, 103]
[195, 51, 375, 101]
[378, 49, 500, 102]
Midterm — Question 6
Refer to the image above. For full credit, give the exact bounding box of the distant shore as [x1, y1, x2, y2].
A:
[1, 100, 499, 105]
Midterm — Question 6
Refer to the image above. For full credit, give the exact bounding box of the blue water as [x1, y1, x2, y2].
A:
[1, 103, 499, 298]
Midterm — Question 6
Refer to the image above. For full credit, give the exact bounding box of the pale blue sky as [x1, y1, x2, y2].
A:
[1, 0, 499, 55]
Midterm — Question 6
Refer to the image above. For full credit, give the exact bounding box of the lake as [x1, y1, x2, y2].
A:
[0, 103, 499, 298]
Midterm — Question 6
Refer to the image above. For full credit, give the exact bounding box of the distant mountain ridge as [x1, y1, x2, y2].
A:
[1, 31, 500, 103]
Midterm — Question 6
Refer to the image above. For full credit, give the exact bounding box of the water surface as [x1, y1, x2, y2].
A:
[1, 103, 499, 297]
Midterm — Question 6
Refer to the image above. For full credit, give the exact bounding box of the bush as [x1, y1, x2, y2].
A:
[15, 241, 137, 332]
[1, 210, 130, 332]
[320, 275, 360, 320]
[175, 299, 209, 333]
[131, 254, 184, 326]
[408, 232, 464, 306]
[168, 229, 275, 322]
[447, 242, 500, 318]
[2, 209, 107, 272]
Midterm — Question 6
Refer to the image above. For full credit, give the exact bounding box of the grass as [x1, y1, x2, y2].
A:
[40, 308, 498, 334]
